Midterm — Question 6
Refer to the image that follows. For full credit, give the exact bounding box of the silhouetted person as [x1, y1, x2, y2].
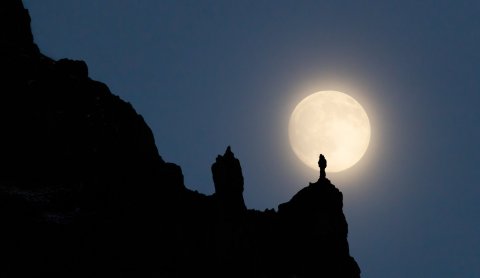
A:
[318, 154, 327, 180]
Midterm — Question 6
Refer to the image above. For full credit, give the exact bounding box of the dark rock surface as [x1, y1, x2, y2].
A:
[0, 1, 360, 277]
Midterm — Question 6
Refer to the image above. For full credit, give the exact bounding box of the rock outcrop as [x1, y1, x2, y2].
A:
[278, 156, 360, 277]
[0, 1, 360, 277]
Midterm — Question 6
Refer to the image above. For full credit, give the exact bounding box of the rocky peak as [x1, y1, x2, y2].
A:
[211, 146, 244, 196]
[211, 146, 246, 216]
[278, 155, 360, 277]
[1, 0, 38, 53]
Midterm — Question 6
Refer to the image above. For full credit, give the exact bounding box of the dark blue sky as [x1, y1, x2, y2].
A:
[24, 0, 480, 277]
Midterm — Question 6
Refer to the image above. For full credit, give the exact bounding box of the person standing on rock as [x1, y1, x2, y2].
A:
[318, 154, 327, 180]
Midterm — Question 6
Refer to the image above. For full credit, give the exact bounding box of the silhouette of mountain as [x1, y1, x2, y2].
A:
[0, 1, 360, 277]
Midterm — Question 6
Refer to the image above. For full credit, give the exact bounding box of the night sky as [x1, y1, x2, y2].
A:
[23, 1, 480, 277]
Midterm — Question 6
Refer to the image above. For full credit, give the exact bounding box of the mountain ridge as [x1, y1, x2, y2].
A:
[0, 1, 360, 277]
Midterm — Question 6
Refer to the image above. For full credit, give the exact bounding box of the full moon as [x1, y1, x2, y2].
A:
[289, 90, 371, 172]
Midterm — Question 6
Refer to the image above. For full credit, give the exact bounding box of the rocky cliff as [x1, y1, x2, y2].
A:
[0, 1, 360, 277]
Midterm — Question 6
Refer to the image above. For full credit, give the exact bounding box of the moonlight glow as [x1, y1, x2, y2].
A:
[289, 90, 371, 172]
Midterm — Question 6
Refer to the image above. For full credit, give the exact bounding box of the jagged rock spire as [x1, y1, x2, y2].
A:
[211, 146, 246, 215]
[212, 146, 244, 195]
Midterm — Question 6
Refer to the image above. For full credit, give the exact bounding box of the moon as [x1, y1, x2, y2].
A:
[288, 90, 371, 172]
